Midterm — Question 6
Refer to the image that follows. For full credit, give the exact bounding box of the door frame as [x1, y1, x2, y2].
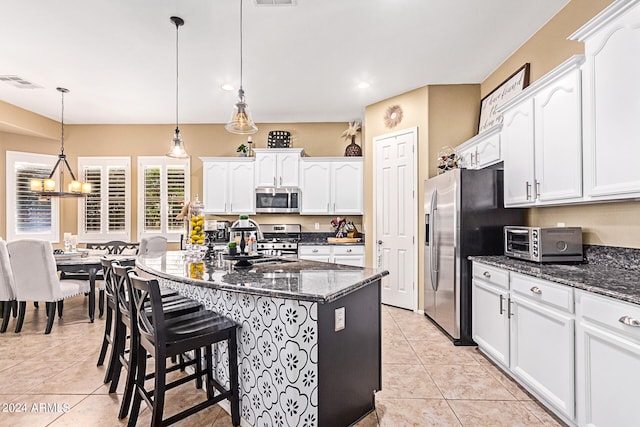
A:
[372, 126, 419, 312]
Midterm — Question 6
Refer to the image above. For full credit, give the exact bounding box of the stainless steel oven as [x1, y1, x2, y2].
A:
[255, 187, 300, 213]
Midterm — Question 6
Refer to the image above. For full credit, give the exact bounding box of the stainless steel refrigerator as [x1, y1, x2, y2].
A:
[424, 168, 524, 345]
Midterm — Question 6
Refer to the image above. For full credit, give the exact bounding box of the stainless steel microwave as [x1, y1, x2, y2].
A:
[255, 187, 300, 213]
[504, 226, 583, 263]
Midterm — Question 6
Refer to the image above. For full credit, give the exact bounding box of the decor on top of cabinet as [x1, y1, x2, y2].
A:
[384, 104, 403, 128]
[478, 63, 530, 134]
[342, 121, 362, 156]
[267, 130, 291, 148]
[436, 146, 460, 174]
[236, 143, 248, 156]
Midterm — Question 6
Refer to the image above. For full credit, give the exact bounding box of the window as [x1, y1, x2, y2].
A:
[5, 151, 59, 242]
[137, 156, 190, 242]
[77, 157, 131, 242]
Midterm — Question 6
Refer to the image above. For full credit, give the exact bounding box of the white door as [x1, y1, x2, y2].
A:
[374, 127, 417, 310]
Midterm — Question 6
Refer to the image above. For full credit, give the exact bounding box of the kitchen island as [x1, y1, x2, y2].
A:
[136, 251, 388, 427]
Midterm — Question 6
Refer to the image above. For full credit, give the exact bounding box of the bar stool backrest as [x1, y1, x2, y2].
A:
[127, 272, 165, 351]
[111, 262, 133, 322]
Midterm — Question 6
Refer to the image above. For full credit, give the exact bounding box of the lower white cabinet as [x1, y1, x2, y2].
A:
[575, 290, 640, 427]
[299, 245, 365, 267]
[472, 262, 576, 424]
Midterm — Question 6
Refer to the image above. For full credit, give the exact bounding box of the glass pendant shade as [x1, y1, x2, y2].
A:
[166, 128, 189, 158]
[225, 89, 258, 134]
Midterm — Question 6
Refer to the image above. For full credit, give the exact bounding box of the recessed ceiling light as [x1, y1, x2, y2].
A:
[357, 82, 370, 89]
[221, 83, 234, 91]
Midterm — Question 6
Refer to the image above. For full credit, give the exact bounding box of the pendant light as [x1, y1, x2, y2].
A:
[30, 87, 91, 197]
[225, 0, 258, 134]
[166, 16, 189, 158]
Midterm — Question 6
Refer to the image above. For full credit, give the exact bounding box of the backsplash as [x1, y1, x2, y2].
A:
[584, 245, 640, 271]
[300, 232, 366, 244]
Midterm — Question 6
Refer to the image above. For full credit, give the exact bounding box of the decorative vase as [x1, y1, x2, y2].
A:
[344, 135, 362, 157]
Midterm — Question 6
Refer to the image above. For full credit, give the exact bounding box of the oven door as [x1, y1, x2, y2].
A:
[504, 227, 532, 259]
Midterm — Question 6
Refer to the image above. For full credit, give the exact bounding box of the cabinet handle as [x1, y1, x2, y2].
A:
[530, 286, 542, 295]
[535, 180, 541, 199]
[474, 146, 479, 166]
[499, 294, 505, 315]
[525, 181, 532, 200]
[619, 316, 640, 327]
[333, 203, 336, 212]
[280, 176, 283, 186]
[312, 249, 319, 253]
[483, 271, 491, 278]
[470, 152, 475, 167]
[346, 249, 352, 253]
[507, 297, 513, 319]
[273, 176, 276, 186]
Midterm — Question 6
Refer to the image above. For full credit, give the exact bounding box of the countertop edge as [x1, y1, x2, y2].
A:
[136, 258, 388, 304]
[469, 256, 640, 306]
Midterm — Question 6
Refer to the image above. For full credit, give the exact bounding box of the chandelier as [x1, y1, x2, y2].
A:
[30, 87, 91, 197]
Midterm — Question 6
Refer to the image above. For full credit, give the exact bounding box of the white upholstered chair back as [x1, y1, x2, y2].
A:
[7, 239, 63, 302]
[0, 241, 16, 301]
[138, 236, 167, 256]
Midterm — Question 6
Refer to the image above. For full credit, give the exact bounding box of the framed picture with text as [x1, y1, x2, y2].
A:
[478, 63, 530, 134]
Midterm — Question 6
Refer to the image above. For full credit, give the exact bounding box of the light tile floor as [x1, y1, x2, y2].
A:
[0, 296, 565, 426]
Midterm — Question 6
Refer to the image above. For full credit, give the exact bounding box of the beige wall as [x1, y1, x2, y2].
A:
[1, 115, 363, 246]
[481, 0, 640, 249]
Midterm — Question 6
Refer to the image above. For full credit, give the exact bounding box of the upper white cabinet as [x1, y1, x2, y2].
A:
[254, 148, 304, 188]
[299, 158, 363, 215]
[201, 157, 255, 214]
[570, 0, 640, 200]
[456, 125, 502, 170]
[500, 55, 584, 207]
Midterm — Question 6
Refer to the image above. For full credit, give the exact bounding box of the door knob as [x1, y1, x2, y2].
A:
[377, 240, 383, 245]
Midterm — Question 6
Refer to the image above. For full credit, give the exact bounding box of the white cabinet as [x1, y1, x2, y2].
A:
[575, 290, 640, 427]
[299, 244, 365, 267]
[509, 273, 575, 421]
[472, 263, 510, 368]
[253, 148, 303, 188]
[501, 55, 584, 207]
[570, 0, 640, 200]
[472, 262, 576, 424]
[456, 125, 502, 170]
[201, 157, 255, 214]
[299, 158, 363, 214]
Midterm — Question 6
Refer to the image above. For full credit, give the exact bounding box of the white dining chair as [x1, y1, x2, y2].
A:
[0, 241, 17, 333]
[7, 239, 91, 334]
[138, 236, 167, 256]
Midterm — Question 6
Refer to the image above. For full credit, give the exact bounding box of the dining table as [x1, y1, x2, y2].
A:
[55, 253, 136, 322]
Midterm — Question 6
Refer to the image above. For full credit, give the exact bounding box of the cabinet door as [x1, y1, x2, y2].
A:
[576, 290, 640, 427]
[509, 294, 575, 420]
[475, 132, 501, 169]
[300, 161, 331, 214]
[228, 161, 255, 214]
[472, 279, 509, 368]
[298, 246, 331, 263]
[333, 255, 365, 267]
[535, 70, 582, 203]
[332, 160, 363, 214]
[457, 145, 478, 170]
[254, 153, 278, 187]
[502, 98, 535, 206]
[202, 162, 228, 213]
[581, 5, 640, 198]
[278, 152, 300, 187]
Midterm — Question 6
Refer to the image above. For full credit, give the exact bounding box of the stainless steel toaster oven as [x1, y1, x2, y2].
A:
[504, 226, 583, 263]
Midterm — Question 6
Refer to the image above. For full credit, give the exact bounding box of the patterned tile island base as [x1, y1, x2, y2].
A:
[136, 252, 385, 427]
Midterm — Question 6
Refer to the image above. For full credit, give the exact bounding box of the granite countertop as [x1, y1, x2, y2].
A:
[136, 251, 387, 304]
[469, 255, 640, 306]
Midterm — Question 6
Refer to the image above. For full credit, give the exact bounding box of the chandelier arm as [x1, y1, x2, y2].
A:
[47, 157, 65, 179]
[61, 156, 78, 181]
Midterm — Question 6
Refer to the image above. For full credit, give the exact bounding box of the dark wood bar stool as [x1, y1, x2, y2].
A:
[110, 262, 202, 420]
[96, 258, 118, 369]
[127, 271, 240, 427]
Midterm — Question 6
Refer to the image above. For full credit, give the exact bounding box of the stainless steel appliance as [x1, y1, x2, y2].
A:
[204, 220, 230, 243]
[256, 224, 301, 257]
[504, 226, 583, 262]
[255, 187, 300, 213]
[424, 168, 524, 345]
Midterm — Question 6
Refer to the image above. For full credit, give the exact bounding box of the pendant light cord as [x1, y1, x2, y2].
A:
[60, 90, 65, 155]
[239, 0, 243, 93]
[175, 18, 180, 132]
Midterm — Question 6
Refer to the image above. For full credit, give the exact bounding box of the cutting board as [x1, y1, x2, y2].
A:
[327, 237, 362, 244]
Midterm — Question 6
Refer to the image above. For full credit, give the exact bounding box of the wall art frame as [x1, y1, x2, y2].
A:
[478, 63, 530, 134]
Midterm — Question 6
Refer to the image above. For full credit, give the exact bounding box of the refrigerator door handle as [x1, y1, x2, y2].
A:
[429, 190, 438, 291]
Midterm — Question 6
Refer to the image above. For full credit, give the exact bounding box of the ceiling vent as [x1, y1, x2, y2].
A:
[0, 75, 42, 89]
[255, 0, 296, 6]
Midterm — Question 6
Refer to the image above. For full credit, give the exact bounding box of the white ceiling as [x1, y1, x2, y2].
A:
[0, 0, 569, 125]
